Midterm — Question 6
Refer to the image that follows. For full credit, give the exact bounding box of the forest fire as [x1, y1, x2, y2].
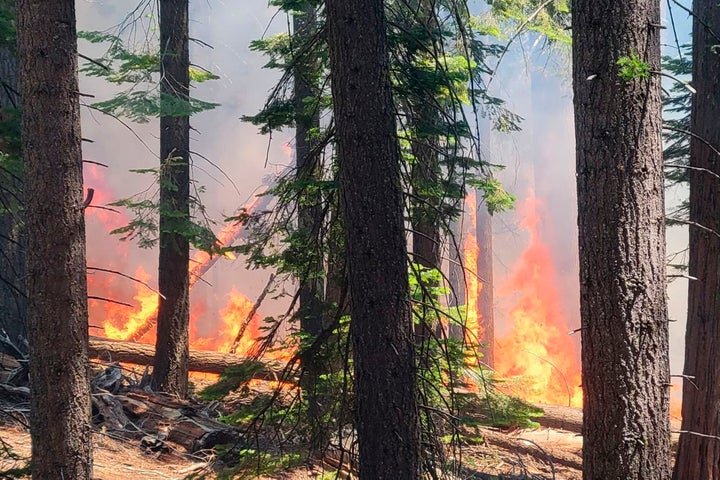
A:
[493, 195, 582, 407]
[462, 190, 483, 366]
[84, 166, 284, 365]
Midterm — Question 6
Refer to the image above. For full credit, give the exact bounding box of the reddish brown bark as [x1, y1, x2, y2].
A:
[673, 3, 720, 479]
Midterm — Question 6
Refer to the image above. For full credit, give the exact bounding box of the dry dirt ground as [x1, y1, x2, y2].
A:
[0, 405, 588, 480]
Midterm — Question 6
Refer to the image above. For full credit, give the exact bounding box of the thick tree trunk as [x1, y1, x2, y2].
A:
[17, 1, 92, 478]
[673, 3, 720, 479]
[410, 110, 441, 271]
[405, 2, 442, 351]
[294, 4, 324, 339]
[152, 0, 191, 397]
[476, 198, 494, 367]
[410, 106, 441, 347]
[325, 0, 419, 477]
[572, 1, 671, 479]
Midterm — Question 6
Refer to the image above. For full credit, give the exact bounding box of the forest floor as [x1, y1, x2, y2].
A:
[0, 403, 589, 479]
[0, 384, 681, 480]
[0, 421, 585, 479]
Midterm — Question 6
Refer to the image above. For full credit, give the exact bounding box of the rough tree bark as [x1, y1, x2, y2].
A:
[325, 0, 419, 477]
[673, 3, 720, 479]
[17, 0, 92, 477]
[152, 0, 191, 397]
[572, 1, 671, 479]
[294, 3, 323, 339]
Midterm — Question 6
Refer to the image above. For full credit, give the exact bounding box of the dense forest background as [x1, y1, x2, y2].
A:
[0, 0, 710, 478]
[76, 0, 690, 399]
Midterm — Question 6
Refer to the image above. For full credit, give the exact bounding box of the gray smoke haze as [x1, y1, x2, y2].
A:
[485, 30, 687, 401]
[77, 0, 292, 338]
[75, 1, 690, 392]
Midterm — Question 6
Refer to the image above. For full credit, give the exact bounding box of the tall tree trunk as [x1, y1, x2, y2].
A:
[405, 1, 442, 347]
[294, 4, 323, 339]
[572, 1, 671, 479]
[293, 2, 326, 450]
[476, 197, 494, 367]
[410, 104, 441, 348]
[673, 3, 720, 478]
[17, 0, 92, 477]
[152, 0, 191, 397]
[448, 218, 465, 340]
[409, 109, 441, 272]
[0, 3, 25, 353]
[325, 0, 419, 477]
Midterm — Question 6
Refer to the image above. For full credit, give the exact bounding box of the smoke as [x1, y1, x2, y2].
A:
[74, 2, 689, 391]
[487, 29, 688, 398]
[76, 1, 293, 335]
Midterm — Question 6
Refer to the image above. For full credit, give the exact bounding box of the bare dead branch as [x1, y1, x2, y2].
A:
[83, 160, 109, 168]
[82, 188, 95, 208]
[229, 273, 276, 354]
[88, 296, 134, 308]
[666, 217, 720, 239]
[87, 266, 166, 300]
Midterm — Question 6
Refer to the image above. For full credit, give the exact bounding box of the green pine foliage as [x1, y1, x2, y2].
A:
[202, 1, 567, 475]
[77, 21, 224, 254]
[617, 52, 651, 81]
[663, 47, 692, 194]
[79, 31, 219, 123]
[479, 0, 571, 45]
[663, 46, 691, 278]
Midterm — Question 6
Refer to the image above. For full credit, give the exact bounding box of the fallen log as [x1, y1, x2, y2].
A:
[535, 403, 583, 433]
[88, 337, 287, 378]
[479, 427, 583, 471]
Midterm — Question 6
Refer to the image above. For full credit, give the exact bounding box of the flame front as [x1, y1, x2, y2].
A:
[462, 190, 483, 366]
[495, 195, 582, 406]
[85, 166, 284, 359]
[99, 266, 159, 342]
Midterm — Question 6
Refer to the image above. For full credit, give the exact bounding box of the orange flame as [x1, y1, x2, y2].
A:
[193, 289, 260, 353]
[462, 191, 484, 366]
[188, 195, 262, 288]
[99, 266, 159, 343]
[84, 166, 287, 361]
[495, 194, 582, 406]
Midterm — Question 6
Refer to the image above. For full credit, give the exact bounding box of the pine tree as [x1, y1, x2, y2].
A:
[325, 0, 419, 476]
[673, 3, 720, 477]
[152, 0, 191, 397]
[18, 0, 92, 476]
[572, 0, 671, 478]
